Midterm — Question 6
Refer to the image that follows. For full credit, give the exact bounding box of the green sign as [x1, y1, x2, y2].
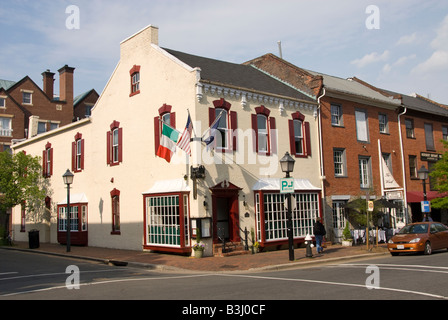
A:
[280, 178, 294, 194]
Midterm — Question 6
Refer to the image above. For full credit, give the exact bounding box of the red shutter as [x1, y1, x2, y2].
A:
[269, 117, 277, 155]
[170, 112, 176, 129]
[230, 111, 238, 151]
[80, 139, 85, 170]
[42, 150, 47, 177]
[106, 131, 111, 165]
[288, 120, 296, 156]
[154, 117, 160, 155]
[208, 108, 215, 126]
[49, 148, 53, 176]
[72, 142, 76, 172]
[305, 122, 312, 157]
[251, 114, 258, 153]
[118, 128, 123, 163]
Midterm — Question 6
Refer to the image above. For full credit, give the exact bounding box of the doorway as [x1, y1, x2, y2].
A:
[210, 181, 241, 244]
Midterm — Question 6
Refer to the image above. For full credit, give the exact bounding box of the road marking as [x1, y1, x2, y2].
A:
[0, 269, 125, 281]
[1, 274, 211, 297]
[0, 272, 18, 276]
[217, 273, 448, 300]
[331, 263, 448, 274]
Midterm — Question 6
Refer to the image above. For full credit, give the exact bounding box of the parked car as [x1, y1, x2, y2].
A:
[387, 222, 448, 256]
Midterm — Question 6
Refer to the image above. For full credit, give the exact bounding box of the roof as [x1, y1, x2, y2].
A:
[142, 179, 191, 194]
[380, 89, 448, 117]
[0, 79, 16, 90]
[306, 70, 401, 107]
[74, 89, 98, 106]
[163, 48, 316, 103]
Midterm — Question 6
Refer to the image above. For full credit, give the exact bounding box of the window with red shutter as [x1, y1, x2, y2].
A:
[208, 99, 237, 153]
[289, 111, 311, 158]
[107, 121, 123, 166]
[252, 106, 276, 156]
[154, 104, 176, 156]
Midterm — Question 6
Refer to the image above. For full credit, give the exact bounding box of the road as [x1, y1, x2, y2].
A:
[1, 248, 447, 312]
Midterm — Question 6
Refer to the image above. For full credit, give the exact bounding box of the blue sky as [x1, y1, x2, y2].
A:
[1, 0, 448, 103]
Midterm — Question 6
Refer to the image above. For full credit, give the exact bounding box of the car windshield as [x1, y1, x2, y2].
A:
[398, 224, 428, 234]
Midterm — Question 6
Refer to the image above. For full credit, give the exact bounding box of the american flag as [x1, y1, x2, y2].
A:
[177, 114, 193, 156]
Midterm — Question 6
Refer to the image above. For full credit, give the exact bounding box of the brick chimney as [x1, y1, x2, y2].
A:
[42, 69, 55, 100]
[58, 65, 75, 103]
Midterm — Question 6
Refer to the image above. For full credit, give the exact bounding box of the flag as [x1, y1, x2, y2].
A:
[203, 110, 224, 146]
[177, 114, 193, 156]
[157, 123, 180, 163]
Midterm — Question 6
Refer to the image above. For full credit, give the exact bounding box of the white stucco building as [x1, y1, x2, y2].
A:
[12, 25, 322, 256]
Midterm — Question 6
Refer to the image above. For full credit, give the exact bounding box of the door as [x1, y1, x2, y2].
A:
[217, 197, 230, 241]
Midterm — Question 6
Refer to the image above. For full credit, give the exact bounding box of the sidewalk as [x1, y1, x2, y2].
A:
[2, 241, 389, 272]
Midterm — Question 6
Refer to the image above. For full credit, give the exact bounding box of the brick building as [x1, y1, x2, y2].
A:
[0, 65, 78, 153]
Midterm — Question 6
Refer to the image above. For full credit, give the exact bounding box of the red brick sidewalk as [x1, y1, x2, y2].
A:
[3, 241, 388, 272]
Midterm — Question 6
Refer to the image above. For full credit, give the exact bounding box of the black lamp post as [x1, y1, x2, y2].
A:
[417, 165, 430, 221]
[280, 152, 296, 261]
[63, 169, 74, 252]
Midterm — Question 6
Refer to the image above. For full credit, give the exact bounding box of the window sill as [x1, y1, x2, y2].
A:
[129, 90, 140, 97]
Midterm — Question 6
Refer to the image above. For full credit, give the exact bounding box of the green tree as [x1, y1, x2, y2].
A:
[0, 151, 49, 240]
[430, 140, 448, 209]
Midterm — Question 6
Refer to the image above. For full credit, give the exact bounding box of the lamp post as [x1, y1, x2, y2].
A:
[280, 152, 296, 261]
[417, 165, 430, 221]
[63, 169, 74, 252]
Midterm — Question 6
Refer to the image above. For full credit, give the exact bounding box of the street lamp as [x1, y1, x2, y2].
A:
[280, 152, 296, 261]
[63, 169, 74, 252]
[417, 165, 431, 221]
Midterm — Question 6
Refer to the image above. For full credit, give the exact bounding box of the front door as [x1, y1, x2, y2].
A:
[216, 197, 230, 241]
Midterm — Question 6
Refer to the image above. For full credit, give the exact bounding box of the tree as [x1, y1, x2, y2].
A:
[430, 140, 448, 209]
[0, 151, 49, 240]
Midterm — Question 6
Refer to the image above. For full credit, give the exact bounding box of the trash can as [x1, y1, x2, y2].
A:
[28, 230, 39, 249]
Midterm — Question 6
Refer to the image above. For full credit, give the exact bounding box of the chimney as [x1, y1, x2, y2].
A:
[42, 70, 55, 99]
[58, 65, 75, 103]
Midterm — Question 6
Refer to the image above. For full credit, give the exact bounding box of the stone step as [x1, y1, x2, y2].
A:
[213, 242, 249, 257]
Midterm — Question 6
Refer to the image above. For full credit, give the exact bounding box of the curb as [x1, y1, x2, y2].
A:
[1, 245, 389, 273]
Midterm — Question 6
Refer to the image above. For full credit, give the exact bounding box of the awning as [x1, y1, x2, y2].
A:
[406, 191, 448, 203]
[58, 193, 88, 205]
[252, 178, 320, 191]
[142, 179, 191, 195]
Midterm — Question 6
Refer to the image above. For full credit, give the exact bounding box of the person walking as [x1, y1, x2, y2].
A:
[313, 217, 326, 254]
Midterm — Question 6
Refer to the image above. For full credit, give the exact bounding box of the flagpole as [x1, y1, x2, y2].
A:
[201, 109, 225, 142]
[187, 109, 198, 139]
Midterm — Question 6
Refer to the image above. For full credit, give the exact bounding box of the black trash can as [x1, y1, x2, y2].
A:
[28, 230, 40, 249]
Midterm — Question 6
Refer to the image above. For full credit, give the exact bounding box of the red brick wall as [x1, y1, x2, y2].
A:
[320, 96, 403, 198]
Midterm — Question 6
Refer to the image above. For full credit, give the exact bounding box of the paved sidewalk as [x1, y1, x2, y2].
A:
[2, 241, 389, 272]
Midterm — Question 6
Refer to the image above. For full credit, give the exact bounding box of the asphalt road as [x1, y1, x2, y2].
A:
[1, 248, 447, 313]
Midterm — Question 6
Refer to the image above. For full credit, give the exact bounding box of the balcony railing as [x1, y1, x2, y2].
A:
[0, 129, 13, 137]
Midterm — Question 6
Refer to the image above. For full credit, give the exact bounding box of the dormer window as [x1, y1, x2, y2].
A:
[129, 65, 141, 97]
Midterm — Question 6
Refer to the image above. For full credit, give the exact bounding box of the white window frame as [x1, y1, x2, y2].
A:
[0, 117, 12, 137]
[331, 104, 343, 126]
[76, 139, 82, 171]
[112, 128, 119, 163]
[359, 156, 371, 189]
[379, 113, 388, 134]
[293, 119, 304, 155]
[216, 108, 229, 150]
[0, 96, 6, 108]
[332, 201, 347, 229]
[257, 114, 268, 153]
[333, 148, 347, 177]
[255, 192, 319, 243]
[22, 91, 33, 105]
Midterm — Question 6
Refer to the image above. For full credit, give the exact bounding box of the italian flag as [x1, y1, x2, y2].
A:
[157, 123, 180, 163]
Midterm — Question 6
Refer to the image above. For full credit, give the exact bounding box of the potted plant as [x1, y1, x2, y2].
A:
[193, 227, 205, 258]
[342, 222, 353, 247]
[253, 241, 260, 253]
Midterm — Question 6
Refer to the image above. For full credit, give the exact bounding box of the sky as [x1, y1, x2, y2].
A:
[1, 0, 448, 104]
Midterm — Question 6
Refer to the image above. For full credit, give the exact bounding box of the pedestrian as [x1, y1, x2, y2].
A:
[313, 217, 326, 254]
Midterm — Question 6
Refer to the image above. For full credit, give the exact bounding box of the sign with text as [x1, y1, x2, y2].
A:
[421, 201, 431, 213]
[280, 178, 294, 194]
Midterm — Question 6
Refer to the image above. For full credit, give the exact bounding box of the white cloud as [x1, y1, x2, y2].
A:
[351, 50, 390, 68]
[396, 32, 419, 45]
[412, 14, 448, 75]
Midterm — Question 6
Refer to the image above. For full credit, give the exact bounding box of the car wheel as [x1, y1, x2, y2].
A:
[424, 241, 432, 255]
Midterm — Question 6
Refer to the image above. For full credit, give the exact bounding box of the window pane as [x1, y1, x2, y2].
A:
[424, 123, 435, 150]
[257, 115, 268, 152]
